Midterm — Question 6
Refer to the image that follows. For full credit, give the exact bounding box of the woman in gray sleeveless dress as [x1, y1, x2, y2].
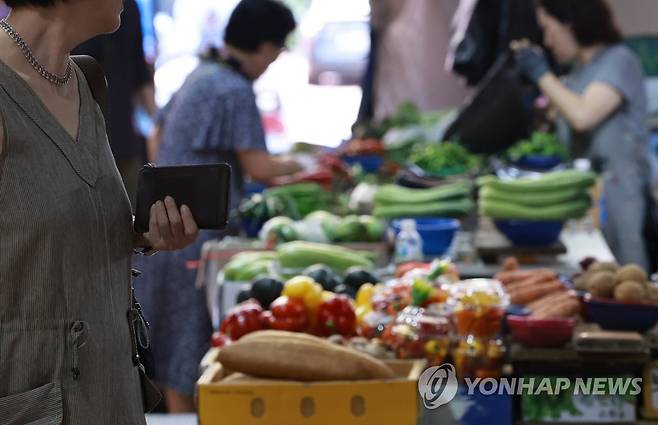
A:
[0, 1, 199, 424]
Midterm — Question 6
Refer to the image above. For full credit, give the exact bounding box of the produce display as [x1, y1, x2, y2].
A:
[574, 261, 658, 302]
[277, 241, 374, 273]
[478, 170, 596, 220]
[353, 102, 450, 140]
[373, 180, 474, 219]
[239, 183, 332, 233]
[265, 183, 333, 218]
[409, 142, 481, 177]
[338, 138, 385, 157]
[449, 279, 507, 379]
[221, 242, 377, 282]
[223, 251, 277, 282]
[507, 131, 568, 163]
[495, 261, 580, 319]
[259, 211, 385, 244]
[196, 106, 657, 425]
[217, 330, 395, 381]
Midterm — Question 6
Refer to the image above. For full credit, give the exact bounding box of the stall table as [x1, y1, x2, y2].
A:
[454, 226, 615, 278]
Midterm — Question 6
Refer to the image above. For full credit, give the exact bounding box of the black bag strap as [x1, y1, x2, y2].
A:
[71, 55, 110, 139]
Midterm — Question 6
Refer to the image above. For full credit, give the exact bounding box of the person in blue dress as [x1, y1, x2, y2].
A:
[513, 0, 654, 270]
[134, 0, 302, 412]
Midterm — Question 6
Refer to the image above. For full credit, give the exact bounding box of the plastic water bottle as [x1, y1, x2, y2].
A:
[394, 220, 424, 264]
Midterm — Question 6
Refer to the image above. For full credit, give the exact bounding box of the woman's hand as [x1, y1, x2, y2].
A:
[142, 196, 199, 251]
[511, 39, 551, 84]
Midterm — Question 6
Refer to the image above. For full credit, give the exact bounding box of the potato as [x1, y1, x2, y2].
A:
[648, 286, 658, 302]
[586, 272, 617, 298]
[589, 262, 619, 274]
[573, 273, 591, 291]
[614, 281, 646, 302]
[615, 265, 647, 286]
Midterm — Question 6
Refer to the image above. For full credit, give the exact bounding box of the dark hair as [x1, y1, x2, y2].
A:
[5, 0, 58, 7]
[224, 0, 296, 52]
[537, 0, 622, 46]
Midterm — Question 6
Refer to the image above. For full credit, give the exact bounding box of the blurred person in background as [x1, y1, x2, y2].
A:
[368, 0, 470, 121]
[74, 0, 157, 206]
[0, 2, 8, 18]
[135, 0, 304, 412]
[513, 0, 653, 270]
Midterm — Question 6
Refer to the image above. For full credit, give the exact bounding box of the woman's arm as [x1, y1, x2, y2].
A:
[537, 74, 622, 132]
[513, 42, 624, 132]
[238, 150, 303, 182]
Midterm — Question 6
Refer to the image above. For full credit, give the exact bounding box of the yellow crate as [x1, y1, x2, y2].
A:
[197, 358, 424, 425]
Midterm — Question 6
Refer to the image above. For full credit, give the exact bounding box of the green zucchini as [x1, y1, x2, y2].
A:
[373, 199, 474, 219]
[477, 170, 596, 193]
[479, 186, 589, 207]
[479, 198, 591, 220]
[277, 241, 373, 273]
[375, 181, 472, 205]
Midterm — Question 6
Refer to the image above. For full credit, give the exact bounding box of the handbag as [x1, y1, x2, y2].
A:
[72, 55, 163, 412]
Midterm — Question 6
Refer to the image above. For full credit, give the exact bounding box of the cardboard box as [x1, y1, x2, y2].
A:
[197, 358, 425, 425]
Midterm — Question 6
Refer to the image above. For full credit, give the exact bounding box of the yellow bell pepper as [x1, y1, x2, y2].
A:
[283, 276, 315, 299]
[356, 283, 375, 307]
[321, 290, 335, 302]
[355, 304, 372, 326]
[303, 283, 324, 311]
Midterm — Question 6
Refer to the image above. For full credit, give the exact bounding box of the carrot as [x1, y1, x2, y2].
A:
[526, 290, 570, 312]
[509, 280, 565, 305]
[505, 272, 559, 295]
[495, 270, 537, 285]
[495, 269, 556, 286]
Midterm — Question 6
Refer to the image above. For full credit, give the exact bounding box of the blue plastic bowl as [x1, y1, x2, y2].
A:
[391, 218, 460, 256]
[495, 219, 564, 246]
[513, 155, 563, 171]
[584, 295, 658, 332]
[343, 154, 384, 173]
[241, 218, 264, 239]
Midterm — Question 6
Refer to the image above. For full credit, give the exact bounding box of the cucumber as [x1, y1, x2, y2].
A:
[224, 251, 277, 281]
[477, 170, 596, 193]
[373, 199, 474, 219]
[375, 181, 471, 205]
[479, 186, 589, 207]
[277, 241, 373, 273]
[479, 198, 591, 221]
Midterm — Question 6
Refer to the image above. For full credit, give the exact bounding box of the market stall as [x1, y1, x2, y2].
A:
[179, 97, 658, 425]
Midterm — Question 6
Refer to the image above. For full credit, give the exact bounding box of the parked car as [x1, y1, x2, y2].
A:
[309, 19, 370, 86]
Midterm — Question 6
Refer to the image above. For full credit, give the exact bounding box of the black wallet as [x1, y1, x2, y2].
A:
[134, 164, 231, 233]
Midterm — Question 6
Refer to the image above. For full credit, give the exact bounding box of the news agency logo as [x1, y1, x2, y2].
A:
[418, 363, 643, 410]
[418, 364, 459, 409]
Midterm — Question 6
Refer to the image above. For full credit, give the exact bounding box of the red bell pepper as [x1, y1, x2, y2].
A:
[219, 300, 264, 340]
[395, 262, 431, 278]
[211, 332, 231, 348]
[265, 296, 308, 332]
[316, 295, 356, 337]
